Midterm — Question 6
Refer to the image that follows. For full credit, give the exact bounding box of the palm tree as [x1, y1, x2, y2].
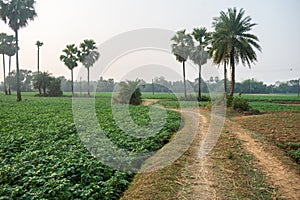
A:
[36, 40, 43, 74]
[60, 44, 79, 96]
[6, 35, 17, 95]
[171, 30, 194, 98]
[78, 39, 100, 96]
[0, 32, 8, 95]
[212, 7, 261, 97]
[0, 0, 37, 101]
[190, 28, 210, 101]
[209, 30, 230, 94]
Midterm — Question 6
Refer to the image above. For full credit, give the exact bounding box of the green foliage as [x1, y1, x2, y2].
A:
[211, 7, 261, 96]
[287, 142, 300, 163]
[48, 78, 63, 97]
[0, 95, 181, 198]
[288, 149, 300, 163]
[249, 102, 300, 112]
[115, 80, 142, 105]
[60, 44, 79, 71]
[232, 97, 251, 111]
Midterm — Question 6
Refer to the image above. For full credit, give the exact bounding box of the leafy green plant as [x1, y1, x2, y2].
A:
[114, 80, 142, 105]
[0, 94, 181, 199]
[232, 97, 251, 111]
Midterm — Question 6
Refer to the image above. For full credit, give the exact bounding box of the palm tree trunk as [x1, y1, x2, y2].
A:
[37, 46, 40, 74]
[229, 50, 235, 97]
[224, 61, 227, 94]
[2, 54, 7, 95]
[183, 61, 187, 98]
[87, 67, 90, 96]
[71, 69, 74, 96]
[8, 56, 11, 95]
[15, 30, 22, 101]
[198, 64, 202, 101]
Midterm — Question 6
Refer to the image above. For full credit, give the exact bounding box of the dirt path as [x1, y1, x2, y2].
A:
[127, 99, 300, 199]
[178, 110, 217, 199]
[141, 99, 218, 199]
[226, 120, 300, 200]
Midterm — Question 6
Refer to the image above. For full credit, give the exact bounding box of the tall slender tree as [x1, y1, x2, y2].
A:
[0, 32, 8, 94]
[36, 40, 43, 74]
[212, 7, 261, 97]
[190, 28, 210, 101]
[0, 0, 37, 101]
[60, 44, 79, 96]
[78, 39, 100, 96]
[6, 35, 17, 95]
[171, 30, 194, 98]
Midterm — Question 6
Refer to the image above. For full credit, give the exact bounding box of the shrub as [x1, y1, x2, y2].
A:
[232, 97, 251, 111]
[48, 78, 63, 97]
[114, 80, 142, 105]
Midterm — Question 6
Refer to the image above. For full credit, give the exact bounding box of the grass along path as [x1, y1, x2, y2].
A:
[225, 119, 300, 199]
[122, 99, 297, 199]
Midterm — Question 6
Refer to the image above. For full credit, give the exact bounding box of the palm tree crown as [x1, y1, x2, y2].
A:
[79, 39, 100, 69]
[171, 30, 193, 63]
[60, 44, 79, 70]
[0, 0, 37, 32]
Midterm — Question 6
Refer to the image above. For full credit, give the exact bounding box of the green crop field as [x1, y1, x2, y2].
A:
[241, 94, 300, 102]
[0, 94, 181, 199]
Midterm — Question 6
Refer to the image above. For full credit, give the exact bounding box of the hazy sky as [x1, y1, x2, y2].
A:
[0, 0, 300, 84]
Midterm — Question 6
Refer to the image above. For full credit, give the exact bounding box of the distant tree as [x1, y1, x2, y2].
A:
[0, 0, 37, 101]
[190, 27, 210, 101]
[7, 69, 32, 92]
[36, 40, 43, 74]
[212, 7, 261, 97]
[78, 39, 100, 96]
[60, 44, 79, 95]
[0, 32, 9, 94]
[115, 80, 142, 105]
[48, 77, 63, 97]
[32, 72, 51, 95]
[171, 30, 194, 98]
[97, 77, 115, 92]
[58, 76, 72, 92]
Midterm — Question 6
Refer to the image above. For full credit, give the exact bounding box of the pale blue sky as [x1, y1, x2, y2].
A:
[0, 0, 299, 84]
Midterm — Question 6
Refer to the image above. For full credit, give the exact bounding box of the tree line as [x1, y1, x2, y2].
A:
[1, 72, 298, 95]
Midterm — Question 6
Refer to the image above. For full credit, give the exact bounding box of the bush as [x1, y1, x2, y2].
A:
[48, 78, 63, 97]
[232, 97, 251, 111]
[114, 80, 142, 105]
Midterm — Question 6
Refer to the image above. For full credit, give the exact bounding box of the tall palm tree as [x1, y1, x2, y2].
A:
[190, 28, 210, 101]
[36, 40, 43, 74]
[6, 35, 17, 95]
[212, 7, 261, 97]
[0, 0, 37, 101]
[60, 44, 79, 96]
[0, 32, 8, 95]
[171, 30, 194, 98]
[78, 39, 100, 96]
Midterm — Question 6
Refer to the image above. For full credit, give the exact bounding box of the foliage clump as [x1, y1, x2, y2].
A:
[232, 96, 251, 111]
[114, 80, 142, 105]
